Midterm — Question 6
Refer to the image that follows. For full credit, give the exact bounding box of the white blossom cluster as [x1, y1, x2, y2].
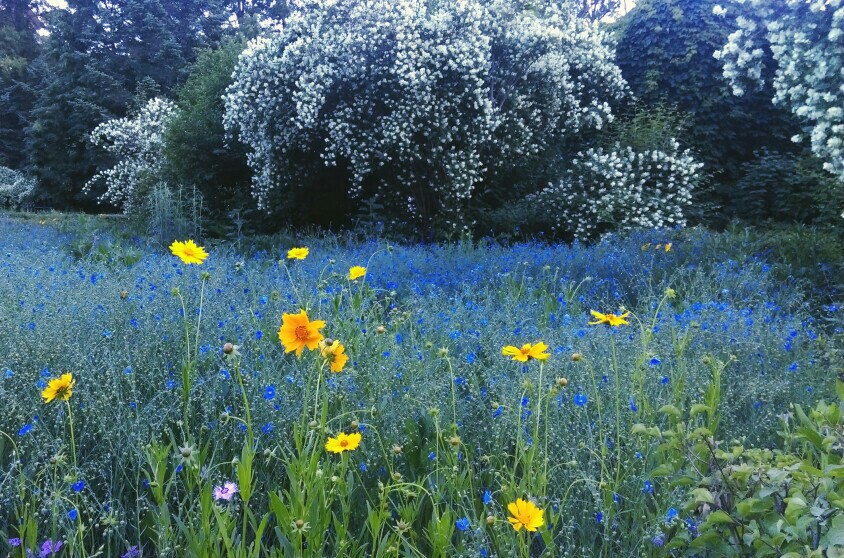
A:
[714, 0, 844, 181]
[223, 0, 628, 228]
[84, 98, 179, 213]
[0, 166, 37, 209]
[529, 140, 703, 240]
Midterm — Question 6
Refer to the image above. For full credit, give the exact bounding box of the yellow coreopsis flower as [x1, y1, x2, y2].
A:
[169, 240, 208, 265]
[588, 310, 630, 327]
[664, 242, 672, 252]
[278, 310, 326, 356]
[325, 431, 362, 454]
[42, 373, 75, 404]
[287, 247, 309, 260]
[320, 339, 349, 373]
[348, 266, 366, 281]
[507, 498, 544, 532]
[501, 342, 550, 362]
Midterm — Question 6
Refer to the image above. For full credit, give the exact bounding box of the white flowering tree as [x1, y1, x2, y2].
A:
[0, 166, 37, 209]
[224, 0, 628, 234]
[714, 0, 844, 182]
[84, 98, 179, 213]
[528, 140, 703, 240]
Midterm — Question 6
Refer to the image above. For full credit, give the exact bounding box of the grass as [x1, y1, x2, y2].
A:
[0, 213, 840, 557]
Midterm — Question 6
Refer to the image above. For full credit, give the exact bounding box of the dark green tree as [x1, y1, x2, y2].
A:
[613, 0, 800, 208]
[25, 0, 233, 209]
[0, 0, 42, 169]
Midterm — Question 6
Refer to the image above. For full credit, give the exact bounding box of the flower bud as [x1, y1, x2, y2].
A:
[223, 343, 235, 354]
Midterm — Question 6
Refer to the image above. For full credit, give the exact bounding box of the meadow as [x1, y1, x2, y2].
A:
[0, 214, 842, 557]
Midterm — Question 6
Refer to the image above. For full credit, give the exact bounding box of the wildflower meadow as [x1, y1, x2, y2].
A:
[0, 215, 841, 557]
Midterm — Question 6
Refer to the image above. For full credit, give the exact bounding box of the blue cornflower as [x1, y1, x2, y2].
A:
[574, 393, 587, 407]
[666, 507, 678, 522]
[262, 423, 274, 434]
[595, 512, 603, 523]
[483, 490, 492, 505]
[455, 518, 470, 531]
[72, 480, 85, 492]
[68, 509, 78, 521]
[255, 330, 263, 340]
[652, 533, 665, 547]
[264, 385, 276, 400]
[649, 356, 662, 366]
[661, 376, 669, 385]
[642, 480, 654, 494]
[19, 424, 33, 437]
[428, 452, 436, 461]
[492, 406, 504, 418]
[629, 398, 638, 412]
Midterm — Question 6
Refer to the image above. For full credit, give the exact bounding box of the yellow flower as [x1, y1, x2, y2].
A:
[501, 342, 550, 362]
[169, 240, 208, 265]
[507, 498, 544, 532]
[325, 431, 362, 454]
[320, 339, 349, 373]
[287, 247, 309, 260]
[278, 310, 326, 356]
[664, 242, 672, 252]
[588, 310, 630, 327]
[348, 266, 366, 281]
[42, 373, 75, 404]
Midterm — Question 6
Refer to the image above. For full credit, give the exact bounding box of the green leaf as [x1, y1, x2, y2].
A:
[705, 510, 734, 525]
[692, 488, 715, 504]
[690, 403, 710, 417]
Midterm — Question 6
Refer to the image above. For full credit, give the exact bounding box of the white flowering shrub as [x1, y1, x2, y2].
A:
[84, 98, 180, 213]
[223, 0, 628, 233]
[0, 166, 37, 209]
[714, 0, 844, 182]
[528, 140, 703, 240]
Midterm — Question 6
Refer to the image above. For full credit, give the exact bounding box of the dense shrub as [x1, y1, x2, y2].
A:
[223, 0, 628, 236]
[164, 38, 252, 231]
[526, 140, 703, 240]
[0, 165, 36, 209]
[84, 97, 179, 213]
[731, 150, 843, 226]
[715, 0, 844, 184]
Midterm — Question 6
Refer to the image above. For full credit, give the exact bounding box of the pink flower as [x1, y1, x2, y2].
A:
[213, 481, 239, 502]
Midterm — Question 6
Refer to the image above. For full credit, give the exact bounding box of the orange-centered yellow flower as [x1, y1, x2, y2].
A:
[588, 310, 630, 327]
[501, 342, 550, 362]
[278, 310, 325, 356]
[348, 266, 366, 281]
[42, 373, 75, 404]
[320, 339, 349, 373]
[507, 498, 544, 532]
[169, 240, 208, 265]
[287, 247, 309, 260]
[325, 431, 361, 454]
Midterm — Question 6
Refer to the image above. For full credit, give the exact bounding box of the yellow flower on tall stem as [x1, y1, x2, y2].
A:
[348, 266, 366, 280]
[588, 310, 630, 327]
[169, 240, 208, 265]
[325, 432, 362, 454]
[501, 342, 550, 362]
[278, 310, 326, 356]
[42, 373, 75, 403]
[287, 247, 309, 260]
[320, 339, 349, 373]
[507, 498, 544, 532]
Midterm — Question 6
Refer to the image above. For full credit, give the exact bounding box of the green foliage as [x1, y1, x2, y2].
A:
[164, 37, 252, 233]
[613, 0, 800, 201]
[731, 150, 843, 227]
[0, 0, 41, 169]
[652, 380, 844, 556]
